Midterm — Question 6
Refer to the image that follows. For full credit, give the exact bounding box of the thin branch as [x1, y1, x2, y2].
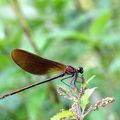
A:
[83, 97, 115, 118]
[9, 0, 39, 54]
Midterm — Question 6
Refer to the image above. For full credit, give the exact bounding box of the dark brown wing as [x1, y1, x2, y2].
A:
[11, 49, 66, 75]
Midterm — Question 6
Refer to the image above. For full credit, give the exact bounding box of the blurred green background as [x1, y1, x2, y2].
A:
[0, 0, 120, 120]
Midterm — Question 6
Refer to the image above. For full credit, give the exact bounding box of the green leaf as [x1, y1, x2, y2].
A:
[90, 10, 112, 35]
[51, 110, 75, 120]
[83, 75, 96, 89]
[81, 87, 97, 112]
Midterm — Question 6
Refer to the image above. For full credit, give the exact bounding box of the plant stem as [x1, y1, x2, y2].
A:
[9, 0, 39, 54]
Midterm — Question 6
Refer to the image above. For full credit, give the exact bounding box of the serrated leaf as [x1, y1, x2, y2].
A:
[81, 87, 97, 112]
[51, 110, 75, 120]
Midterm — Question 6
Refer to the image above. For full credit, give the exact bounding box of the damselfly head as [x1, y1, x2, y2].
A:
[78, 67, 83, 74]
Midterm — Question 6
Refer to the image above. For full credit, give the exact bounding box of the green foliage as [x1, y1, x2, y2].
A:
[81, 87, 97, 112]
[51, 110, 75, 120]
[0, 0, 119, 120]
[82, 75, 96, 89]
[90, 10, 112, 36]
